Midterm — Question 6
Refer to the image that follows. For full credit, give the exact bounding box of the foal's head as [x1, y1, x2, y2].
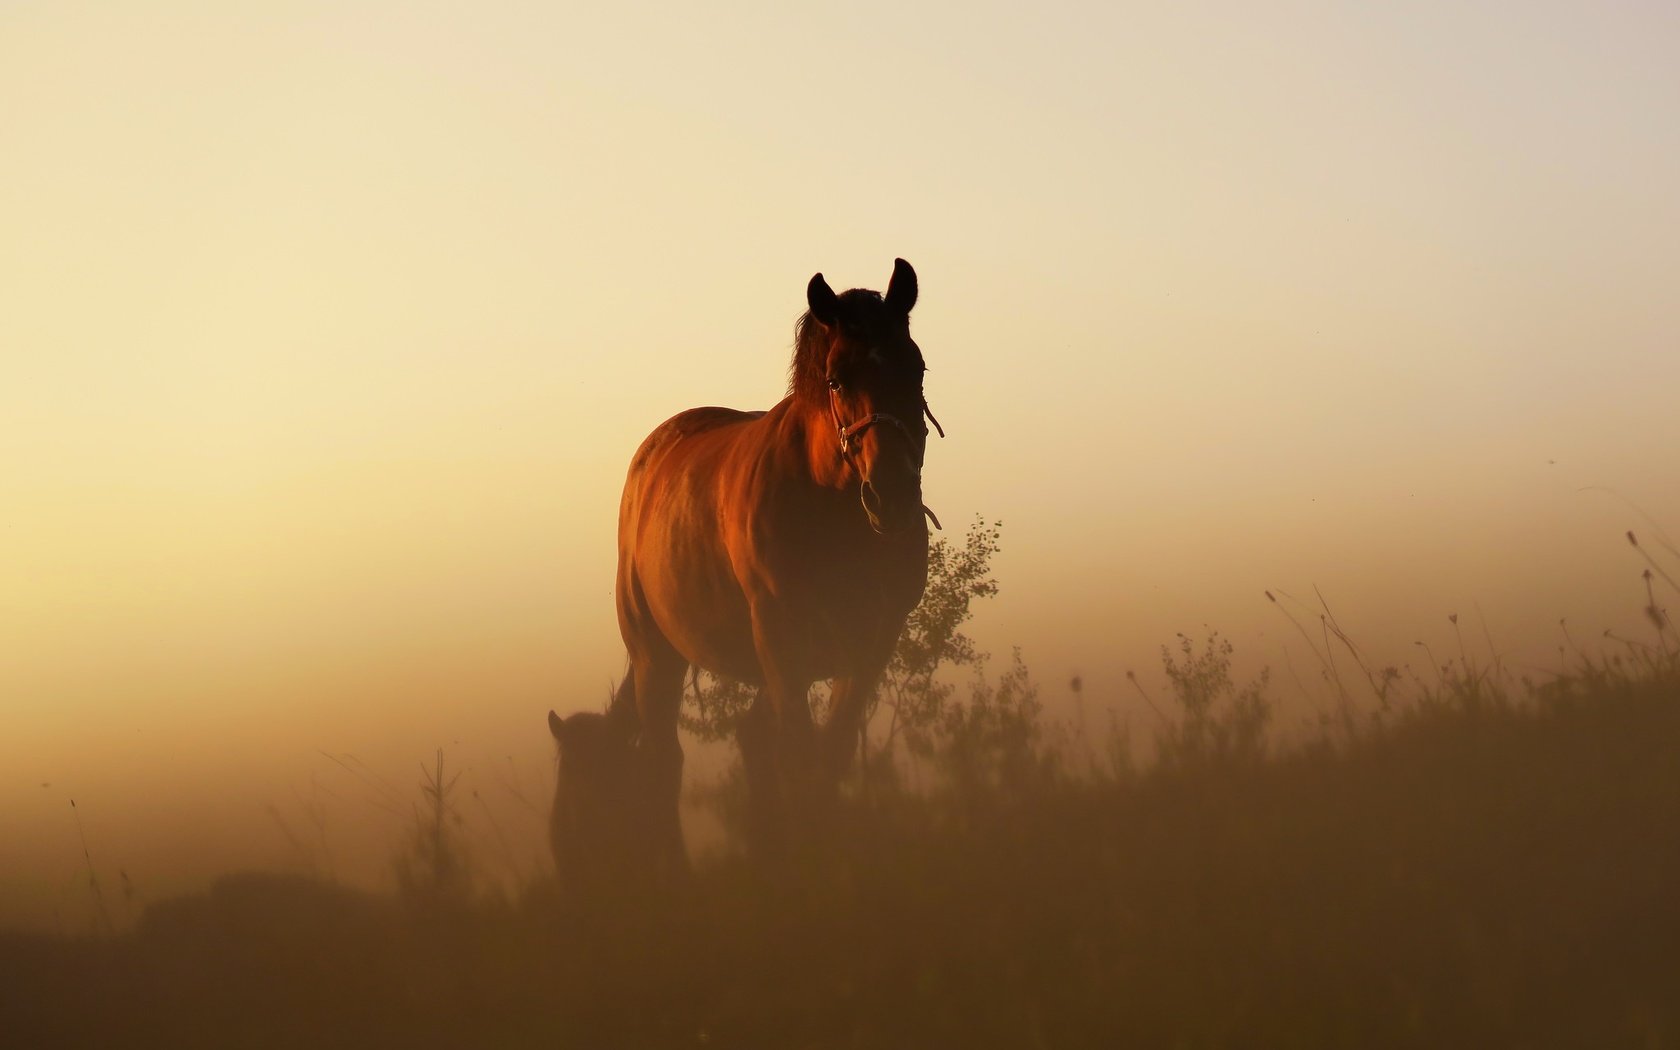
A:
[794, 258, 930, 535]
[546, 708, 642, 894]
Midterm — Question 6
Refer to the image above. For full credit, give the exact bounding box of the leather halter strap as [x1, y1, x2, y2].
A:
[836, 411, 917, 457]
[828, 392, 944, 458]
[827, 391, 947, 530]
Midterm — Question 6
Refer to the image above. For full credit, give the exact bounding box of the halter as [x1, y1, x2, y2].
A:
[827, 391, 947, 529]
[828, 392, 944, 458]
[836, 411, 914, 457]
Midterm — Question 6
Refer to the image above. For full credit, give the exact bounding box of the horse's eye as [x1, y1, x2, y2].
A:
[827, 376, 842, 391]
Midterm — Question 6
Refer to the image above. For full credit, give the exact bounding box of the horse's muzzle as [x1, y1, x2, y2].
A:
[860, 480, 921, 535]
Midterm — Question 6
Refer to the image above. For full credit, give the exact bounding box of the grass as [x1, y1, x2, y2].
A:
[6, 537, 1680, 1047]
[6, 634, 1679, 1048]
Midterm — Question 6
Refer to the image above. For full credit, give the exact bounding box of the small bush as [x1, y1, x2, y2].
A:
[392, 749, 474, 909]
[1143, 630, 1273, 771]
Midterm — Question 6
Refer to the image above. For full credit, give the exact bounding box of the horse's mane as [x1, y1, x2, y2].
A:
[788, 288, 887, 404]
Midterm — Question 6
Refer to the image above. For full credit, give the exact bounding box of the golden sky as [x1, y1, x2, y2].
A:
[3, 1, 1678, 925]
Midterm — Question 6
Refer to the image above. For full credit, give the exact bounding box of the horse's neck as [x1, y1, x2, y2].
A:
[774, 397, 850, 490]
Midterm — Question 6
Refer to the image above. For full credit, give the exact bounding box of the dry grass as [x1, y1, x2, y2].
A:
[9, 518, 1680, 1046]
[5, 626, 1679, 1048]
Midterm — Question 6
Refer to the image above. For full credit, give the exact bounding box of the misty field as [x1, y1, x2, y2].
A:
[8, 525, 1680, 1048]
[6, 616, 1680, 1048]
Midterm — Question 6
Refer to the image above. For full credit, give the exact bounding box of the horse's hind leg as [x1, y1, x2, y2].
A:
[627, 641, 690, 877]
[618, 560, 693, 877]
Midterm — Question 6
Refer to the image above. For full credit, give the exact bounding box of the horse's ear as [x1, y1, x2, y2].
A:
[807, 273, 840, 326]
[885, 258, 917, 315]
[548, 709, 566, 742]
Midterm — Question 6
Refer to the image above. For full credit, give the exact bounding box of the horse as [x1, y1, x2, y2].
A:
[546, 708, 649, 895]
[558, 259, 938, 870]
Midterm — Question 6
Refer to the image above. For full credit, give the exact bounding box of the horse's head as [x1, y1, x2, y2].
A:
[546, 708, 642, 894]
[799, 258, 933, 535]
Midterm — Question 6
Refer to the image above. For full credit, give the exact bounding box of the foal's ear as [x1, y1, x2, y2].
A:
[547, 709, 566, 742]
[807, 273, 840, 326]
[885, 258, 917, 315]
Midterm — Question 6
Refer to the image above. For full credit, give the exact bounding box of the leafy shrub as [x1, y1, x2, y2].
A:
[1146, 631, 1273, 771]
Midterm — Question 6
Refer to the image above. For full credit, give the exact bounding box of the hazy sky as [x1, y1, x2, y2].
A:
[4, 1, 1678, 925]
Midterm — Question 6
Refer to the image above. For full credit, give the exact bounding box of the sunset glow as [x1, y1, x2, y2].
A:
[4, 1, 1678, 929]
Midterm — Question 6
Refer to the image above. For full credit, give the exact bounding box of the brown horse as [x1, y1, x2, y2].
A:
[564, 259, 937, 868]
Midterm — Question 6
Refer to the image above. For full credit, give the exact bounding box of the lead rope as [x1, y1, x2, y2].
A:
[922, 398, 945, 529]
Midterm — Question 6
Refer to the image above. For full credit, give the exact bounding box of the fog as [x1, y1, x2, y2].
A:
[4, 5, 1680, 1040]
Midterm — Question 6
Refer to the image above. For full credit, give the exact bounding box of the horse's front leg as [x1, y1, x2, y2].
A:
[743, 604, 819, 843]
[821, 633, 897, 786]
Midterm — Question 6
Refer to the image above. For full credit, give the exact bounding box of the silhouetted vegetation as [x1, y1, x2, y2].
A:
[6, 527, 1680, 1047]
[392, 749, 474, 911]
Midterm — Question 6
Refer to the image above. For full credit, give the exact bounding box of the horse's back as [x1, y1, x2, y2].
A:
[629, 406, 763, 468]
[621, 405, 768, 533]
[617, 405, 770, 678]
